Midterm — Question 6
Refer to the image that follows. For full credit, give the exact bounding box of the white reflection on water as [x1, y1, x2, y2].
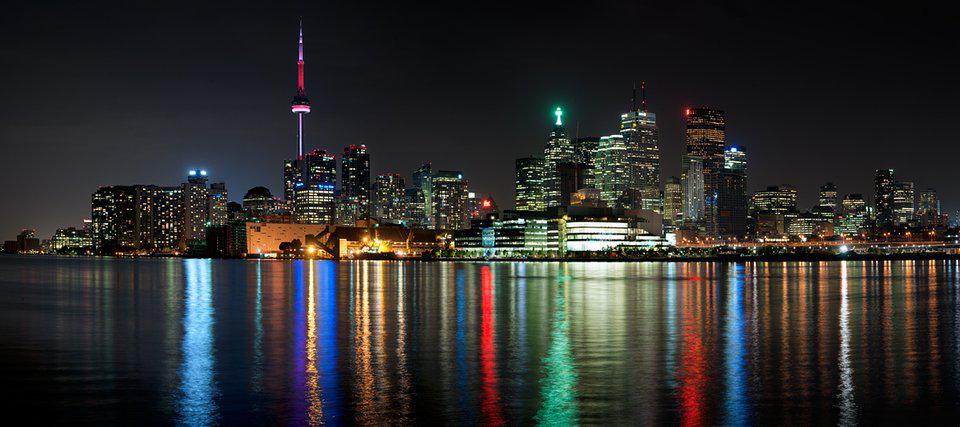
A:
[178, 259, 217, 426]
[724, 264, 749, 426]
[838, 261, 857, 426]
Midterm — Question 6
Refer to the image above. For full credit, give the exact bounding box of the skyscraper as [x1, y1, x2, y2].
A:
[717, 146, 747, 238]
[283, 159, 301, 204]
[893, 181, 915, 226]
[339, 144, 371, 224]
[374, 173, 407, 223]
[182, 169, 210, 244]
[874, 169, 896, 227]
[543, 107, 575, 208]
[682, 108, 725, 234]
[515, 156, 546, 212]
[818, 182, 839, 212]
[837, 194, 867, 235]
[413, 163, 434, 228]
[573, 136, 600, 188]
[681, 158, 705, 224]
[594, 134, 629, 208]
[295, 149, 336, 224]
[619, 83, 661, 211]
[663, 176, 683, 231]
[209, 182, 228, 227]
[918, 188, 943, 228]
[432, 170, 469, 230]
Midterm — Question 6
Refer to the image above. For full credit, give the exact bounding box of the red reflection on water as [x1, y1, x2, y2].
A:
[480, 266, 505, 425]
[679, 284, 706, 427]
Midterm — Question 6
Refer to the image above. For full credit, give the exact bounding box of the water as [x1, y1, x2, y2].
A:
[3, 256, 960, 425]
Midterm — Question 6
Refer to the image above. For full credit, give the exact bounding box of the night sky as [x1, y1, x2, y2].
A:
[2, 1, 957, 238]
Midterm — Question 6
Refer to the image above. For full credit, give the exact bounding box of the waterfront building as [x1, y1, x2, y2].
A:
[50, 227, 93, 252]
[92, 184, 184, 253]
[874, 169, 896, 227]
[453, 211, 550, 257]
[595, 134, 630, 209]
[245, 221, 441, 258]
[432, 170, 469, 230]
[682, 108, 725, 236]
[619, 83, 661, 211]
[543, 107, 575, 208]
[373, 173, 407, 223]
[181, 169, 210, 244]
[339, 144, 371, 223]
[515, 156, 546, 212]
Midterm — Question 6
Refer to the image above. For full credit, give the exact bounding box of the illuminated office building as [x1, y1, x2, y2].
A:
[874, 169, 896, 227]
[681, 158, 705, 224]
[893, 180, 915, 226]
[918, 188, 944, 228]
[619, 83, 661, 211]
[662, 176, 683, 230]
[682, 108, 725, 235]
[837, 194, 867, 235]
[209, 182, 228, 227]
[595, 134, 630, 209]
[515, 156, 546, 212]
[373, 173, 407, 223]
[413, 163, 434, 227]
[432, 170, 469, 230]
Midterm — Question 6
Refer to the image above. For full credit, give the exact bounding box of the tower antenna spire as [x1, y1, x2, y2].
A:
[631, 82, 638, 113]
[291, 18, 311, 160]
[640, 81, 647, 111]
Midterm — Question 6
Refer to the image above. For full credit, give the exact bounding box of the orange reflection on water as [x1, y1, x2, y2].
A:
[305, 261, 322, 425]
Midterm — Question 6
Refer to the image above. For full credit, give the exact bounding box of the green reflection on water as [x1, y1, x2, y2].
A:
[535, 282, 579, 426]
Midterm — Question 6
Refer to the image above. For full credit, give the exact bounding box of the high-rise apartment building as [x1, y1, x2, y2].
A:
[182, 169, 210, 244]
[413, 163, 434, 227]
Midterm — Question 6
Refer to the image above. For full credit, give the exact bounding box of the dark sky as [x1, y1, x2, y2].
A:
[2, 0, 958, 238]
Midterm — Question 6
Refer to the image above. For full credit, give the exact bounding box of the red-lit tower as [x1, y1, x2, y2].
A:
[290, 19, 311, 160]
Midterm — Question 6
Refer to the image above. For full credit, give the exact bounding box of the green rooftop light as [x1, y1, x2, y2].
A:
[554, 107, 563, 126]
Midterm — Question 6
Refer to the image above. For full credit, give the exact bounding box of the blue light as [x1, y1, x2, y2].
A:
[730, 147, 738, 152]
[200, 170, 207, 176]
[189, 170, 197, 176]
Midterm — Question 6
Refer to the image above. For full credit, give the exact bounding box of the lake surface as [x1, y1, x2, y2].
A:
[2, 256, 960, 425]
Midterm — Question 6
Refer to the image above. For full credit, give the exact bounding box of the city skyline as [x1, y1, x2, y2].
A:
[2, 1, 959, 238]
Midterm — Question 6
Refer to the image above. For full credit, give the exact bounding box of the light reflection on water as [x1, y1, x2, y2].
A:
[4, 258, 960, 424]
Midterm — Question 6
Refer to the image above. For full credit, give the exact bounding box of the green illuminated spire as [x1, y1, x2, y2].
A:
[554, 107, 563, 126]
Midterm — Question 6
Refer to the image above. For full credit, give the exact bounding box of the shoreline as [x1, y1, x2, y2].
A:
[6, 253, 960, 263]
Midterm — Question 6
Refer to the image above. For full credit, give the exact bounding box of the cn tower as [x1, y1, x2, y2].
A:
[290, 19, 310, 160]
